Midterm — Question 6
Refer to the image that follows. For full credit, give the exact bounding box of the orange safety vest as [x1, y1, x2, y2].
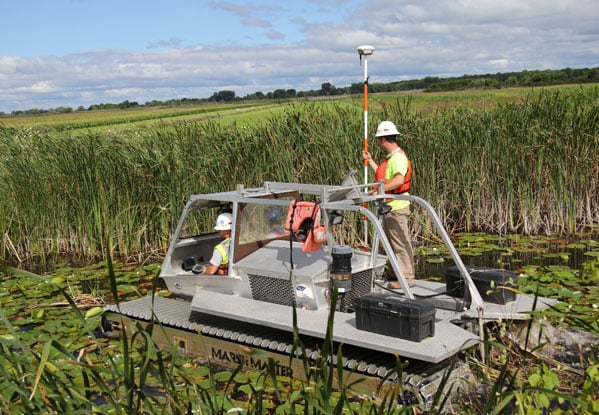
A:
[284, 200, 325, 252]
[374, 152, 412, 194]
[285, 201, 320, 237]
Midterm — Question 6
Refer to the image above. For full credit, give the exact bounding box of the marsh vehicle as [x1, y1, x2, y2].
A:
[104, 173, 556, 405]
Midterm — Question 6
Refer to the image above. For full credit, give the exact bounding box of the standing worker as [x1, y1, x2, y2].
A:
[193, 213, 232, 275]
[362, 121, 415, 288]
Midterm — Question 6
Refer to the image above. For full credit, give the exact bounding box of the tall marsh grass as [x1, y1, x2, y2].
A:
[0, 88, 597, 265]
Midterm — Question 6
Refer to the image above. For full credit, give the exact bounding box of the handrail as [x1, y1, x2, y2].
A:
[263, 179, 486, 311]
[387, 194, 485, 311]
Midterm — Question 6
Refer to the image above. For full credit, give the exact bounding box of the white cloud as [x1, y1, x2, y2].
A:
[24, 81, 56, 93]
[105, 88, 147, 97]
[147, 37, 184, 50]
[489, 59, 509, 68]
[0, 0, 597, 113]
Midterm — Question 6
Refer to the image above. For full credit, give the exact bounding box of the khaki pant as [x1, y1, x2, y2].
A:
[382, 206, 415, 284]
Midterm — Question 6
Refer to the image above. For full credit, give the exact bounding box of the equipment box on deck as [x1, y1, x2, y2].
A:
[445, 266, 518, 305]
[354, 294, 435, 342]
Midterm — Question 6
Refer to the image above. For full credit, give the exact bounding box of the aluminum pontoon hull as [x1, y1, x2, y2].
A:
[105, 280, 557, 365]
[190, 280, 557, 364]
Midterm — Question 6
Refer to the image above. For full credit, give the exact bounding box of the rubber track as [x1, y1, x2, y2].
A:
[103, 297, 457, 408]
[104, 298, 421, 380]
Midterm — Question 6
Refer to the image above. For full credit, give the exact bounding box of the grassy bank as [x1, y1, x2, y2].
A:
[0, 86, 597, 265]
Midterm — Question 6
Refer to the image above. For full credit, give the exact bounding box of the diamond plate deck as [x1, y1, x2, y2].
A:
[106, 280, 557, 365]
[398, 280, 558, 321]
[105, 296, 195, 329]
[190, 289, 479, 363]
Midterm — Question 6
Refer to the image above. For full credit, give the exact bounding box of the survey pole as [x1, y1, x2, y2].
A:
[357, 45, 374, 247]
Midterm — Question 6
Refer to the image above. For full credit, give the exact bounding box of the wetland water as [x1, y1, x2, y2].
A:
[10, 229, 599, 283]
[415, 231, 598, 281]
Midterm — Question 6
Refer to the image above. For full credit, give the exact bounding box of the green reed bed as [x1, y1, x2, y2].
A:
[386, 87, 598, 236]
[0, 88, 597, 265]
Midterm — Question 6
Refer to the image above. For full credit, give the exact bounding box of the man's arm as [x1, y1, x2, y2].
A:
[202, 264, 219, 275]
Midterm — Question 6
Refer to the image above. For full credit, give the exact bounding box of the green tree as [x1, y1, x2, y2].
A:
[321, 82, 334, 95]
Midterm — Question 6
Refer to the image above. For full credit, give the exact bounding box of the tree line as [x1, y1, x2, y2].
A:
[8, 66, 598, 116]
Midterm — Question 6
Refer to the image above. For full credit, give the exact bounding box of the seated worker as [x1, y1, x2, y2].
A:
[193, 213, 232, 275]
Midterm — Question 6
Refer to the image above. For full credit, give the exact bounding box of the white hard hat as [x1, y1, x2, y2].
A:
[214, 213, 233, 231]
[375, 121, 400, 137]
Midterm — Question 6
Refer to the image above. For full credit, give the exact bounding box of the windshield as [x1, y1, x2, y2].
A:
[238, 203, 290, 243]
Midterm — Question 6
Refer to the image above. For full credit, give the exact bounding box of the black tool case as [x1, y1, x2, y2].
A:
[445, 265, 518, 305]
[354, 294, 436, 342]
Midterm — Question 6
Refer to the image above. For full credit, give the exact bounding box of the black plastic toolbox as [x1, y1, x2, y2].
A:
[445, 265, 518, 305]
[354, 294, 436, 342]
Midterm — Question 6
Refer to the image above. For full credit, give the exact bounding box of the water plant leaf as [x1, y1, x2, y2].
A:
[558, 253, 570, 261]
[233, 372, 250, 383]
[556, 288, 578, 298]
[236, 384, 253, 395]
[462, 249, 484, 257]
[51, 276, 65, 284]
[85, 306, 104, 319]
[528, 372, 542, 387]
[213, 370, 234, 382]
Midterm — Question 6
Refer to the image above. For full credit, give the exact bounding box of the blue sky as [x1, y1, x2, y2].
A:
[1, 0, 598, 113]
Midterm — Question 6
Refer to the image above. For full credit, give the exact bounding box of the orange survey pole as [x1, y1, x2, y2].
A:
[357, 45, 374, 248]
[363, 66, 369, 189]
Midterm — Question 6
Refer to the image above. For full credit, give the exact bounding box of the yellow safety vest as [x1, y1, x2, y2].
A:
[215, 238, 231, 274]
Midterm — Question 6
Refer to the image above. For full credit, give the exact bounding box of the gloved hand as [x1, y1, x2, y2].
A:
[191, 264, 205, 274]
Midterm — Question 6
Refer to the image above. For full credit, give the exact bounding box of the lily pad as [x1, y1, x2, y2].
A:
[557, 252, 570, 261]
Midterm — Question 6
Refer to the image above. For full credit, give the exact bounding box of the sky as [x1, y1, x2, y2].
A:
[1, 0, 598, 113]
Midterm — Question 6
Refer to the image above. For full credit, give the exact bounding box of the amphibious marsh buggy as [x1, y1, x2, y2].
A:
[104, 174, 557, 404]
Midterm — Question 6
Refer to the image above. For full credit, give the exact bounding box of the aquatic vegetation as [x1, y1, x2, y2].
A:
[1, 87, 597, 266]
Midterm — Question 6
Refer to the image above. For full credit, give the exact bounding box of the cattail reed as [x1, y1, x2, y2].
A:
[0, 87, 596, 265]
